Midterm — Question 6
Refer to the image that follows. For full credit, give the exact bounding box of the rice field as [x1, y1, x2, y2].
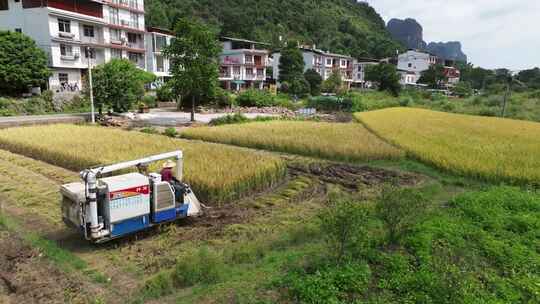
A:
[182, 121, 404, 162]
[356, 107, 540, 184]
[0, 124, 286, 204]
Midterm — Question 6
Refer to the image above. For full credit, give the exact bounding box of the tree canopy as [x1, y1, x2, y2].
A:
[419, 64, 447, 89]
[304, 69, 323, 96]
[92, 59, 155, 112]
[164, 17, 221, 121]
[0, 31, 50, 95]
[145, 0, 402, 59]
[322, 70, 343, 94]
[365, 64, 401, 96]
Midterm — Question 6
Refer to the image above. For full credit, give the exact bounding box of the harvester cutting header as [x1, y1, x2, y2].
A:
[60, 151, 203, 243]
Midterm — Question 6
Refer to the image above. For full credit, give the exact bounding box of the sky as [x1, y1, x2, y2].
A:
[365, 0, 540, 70]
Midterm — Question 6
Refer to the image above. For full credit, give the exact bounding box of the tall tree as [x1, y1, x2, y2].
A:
[0, 31, 50, 95]
[419, 64, 446, 89]
[365, 63, 401, 96]
[304, 69, 323, 96]
[165, 18, 221, 121]
[92, 59, 155, 113]
[278, 42, 305, 84]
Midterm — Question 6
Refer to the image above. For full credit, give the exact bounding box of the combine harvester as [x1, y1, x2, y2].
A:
[60, 151, 203, 243]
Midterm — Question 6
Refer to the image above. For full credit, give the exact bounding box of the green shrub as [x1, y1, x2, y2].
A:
[142, 95, 157, 108]
[156, 82, 175, 102]
[283, 262, 372, 303]
[319, 199, 371, 261]
[140, 126, 159, 134]
[142, 272, 174, 299]
[173, 247, 224, 287]
[209, 113, 249, 126]
[307, 96, 352, 112]
[163, 127, 178, 137]
[236, 89, 276, 107]
[376, 186, 428, 244]
[212, 86, 233, 107]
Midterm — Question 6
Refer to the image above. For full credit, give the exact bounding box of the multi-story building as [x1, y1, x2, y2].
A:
[397, 49, 438, 76]
[272, 46, 354, 88]
[352, 58, 379, 89]
[145, 26, 173, 86]
[0, 0, 147, 91]
[219, 37, 271, 91]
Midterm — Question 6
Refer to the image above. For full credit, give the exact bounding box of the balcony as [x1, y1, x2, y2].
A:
[105, 0, 144, 14]
[60, 53, 80, 61]
[108, 19, 145, 33]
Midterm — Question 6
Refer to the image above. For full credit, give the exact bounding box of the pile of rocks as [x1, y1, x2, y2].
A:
[199, 106, 295, 116]
[99, 115, 129, 128]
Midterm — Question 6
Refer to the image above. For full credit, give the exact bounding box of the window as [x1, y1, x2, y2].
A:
[85, 48, 95, 59]
[128, 52, 139, 63]
[154, 35, 167, 52]
[111, 48, 122, 58]
[245, 55, 253, 64]
[246, 68, 254, 76]
[127, 33, 137, 43]
[233, 66, 241, 75]
[156, 55, 164, 72]
[83, 25, 94, 37]
[408, 63, 412, 68]
[257, 68, 264, 76]
[130, 12, 139, 28]
[110, 29, 120, 41]
[58, 19, 71, 33]
[59, 73, 69, 84]
[0, 0, 8, 10]
[60, 44, 73, 56]
[326, 58, 332, 65]
[109, 7, 119, 24]
[15, 28, 22, 33]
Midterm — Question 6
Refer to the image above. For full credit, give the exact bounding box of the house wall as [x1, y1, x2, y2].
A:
[398, 50, 431, 74]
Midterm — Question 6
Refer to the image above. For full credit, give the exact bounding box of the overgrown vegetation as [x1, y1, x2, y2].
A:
[279, 186, 540, 303]
[145, 0, 402, 59]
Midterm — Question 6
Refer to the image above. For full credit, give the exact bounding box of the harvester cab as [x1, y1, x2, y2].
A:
[60, 151, 203, 243]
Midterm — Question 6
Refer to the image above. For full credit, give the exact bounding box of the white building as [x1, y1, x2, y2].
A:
[145, 27, 173, 86]
[272, 46, 354, 88]
[352, 58, 379, 89]
[0, 0, 147, 92]
[219, 37, 271, 91]
[397, 49, 438, 75]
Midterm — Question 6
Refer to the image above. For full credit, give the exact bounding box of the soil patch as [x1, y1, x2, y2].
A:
[0, 229, 87, 304]
[288, 162, 422, 190]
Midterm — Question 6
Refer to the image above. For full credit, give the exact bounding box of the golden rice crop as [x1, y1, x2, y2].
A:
[182, 121, 404, 162]
[0, 124, 286, 204]
[356, 107, 540, 184]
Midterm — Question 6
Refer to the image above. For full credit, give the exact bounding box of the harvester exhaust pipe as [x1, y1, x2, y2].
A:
[81, 170, 109, 239]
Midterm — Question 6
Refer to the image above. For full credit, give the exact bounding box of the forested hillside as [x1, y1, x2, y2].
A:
[145, 0, 403, 59]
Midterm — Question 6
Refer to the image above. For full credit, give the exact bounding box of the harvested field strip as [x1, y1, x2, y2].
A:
[356, 108, 540, 184]
[0, 125, 287, 204]
[0, 151, 75, 226]
[182, 121, 404, 162]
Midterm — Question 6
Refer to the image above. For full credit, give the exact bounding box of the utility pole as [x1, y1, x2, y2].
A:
[501, 75, 512, 118]
[86, 47, 96, 124]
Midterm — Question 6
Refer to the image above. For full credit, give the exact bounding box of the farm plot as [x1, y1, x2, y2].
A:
[0, 125, 286, 204]
[357, 108, 540, 184]
[182, 121, 404, 162]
